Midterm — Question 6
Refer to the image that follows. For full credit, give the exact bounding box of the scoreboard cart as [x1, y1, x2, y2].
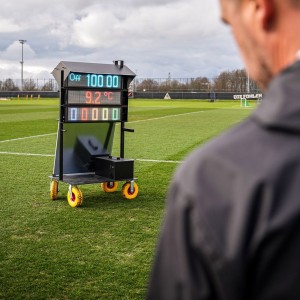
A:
[49, 60, 138, 207]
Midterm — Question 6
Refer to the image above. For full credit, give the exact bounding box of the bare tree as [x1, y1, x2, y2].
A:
[212, 68, 259, 93]
[189, 77, 210, 91]
[2, 78, 19, 91]
[213, 71, 230, 92]
[23, 79, 36, 91]
[137, 79, 159, 91]
[41, 79, 55, 91]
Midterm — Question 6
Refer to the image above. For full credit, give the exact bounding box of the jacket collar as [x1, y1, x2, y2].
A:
[252, 61, 300, 133]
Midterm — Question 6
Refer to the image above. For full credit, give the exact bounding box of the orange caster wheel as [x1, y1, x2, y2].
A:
[67, 186, 83, 208]
[101, 181, 118, 193]
[50, 180, 58, 200]
[121, 182, 138, 200]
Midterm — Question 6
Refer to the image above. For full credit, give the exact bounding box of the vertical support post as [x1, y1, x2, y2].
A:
[59, 70, 65, 180]
[120, 122, 125, 158]
[120, 76, 128, 159]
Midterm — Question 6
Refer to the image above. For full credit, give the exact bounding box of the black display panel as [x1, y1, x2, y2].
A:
[67, 72, 121, 89]
[67, 90, 121, 105]
[67, 107, 121, 122]
[62, 71, 127, 123]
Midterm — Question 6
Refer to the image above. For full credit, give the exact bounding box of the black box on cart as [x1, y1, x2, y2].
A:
[95, 156, 134, 180]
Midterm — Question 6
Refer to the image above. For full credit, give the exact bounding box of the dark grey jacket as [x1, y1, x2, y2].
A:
[147, 61, 300, 300]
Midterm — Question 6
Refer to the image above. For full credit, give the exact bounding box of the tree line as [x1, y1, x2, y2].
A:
[0, 78, 58, 91]
[135, 68, 261, 93]
[0, 68, 261, 93]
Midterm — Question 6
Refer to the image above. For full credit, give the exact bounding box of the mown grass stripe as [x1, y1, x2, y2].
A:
[0, 151, 54, 157]
[0, 133, 56, 143]
[136, 158, 181, 164]
[127, 110, 204, 124]
[0, 151, 182, 164]
[0, 110, 203, 143]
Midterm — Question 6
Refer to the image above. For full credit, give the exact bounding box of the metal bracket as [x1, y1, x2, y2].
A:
[130, 180, 134, 194]
[68, 184, 72, 196]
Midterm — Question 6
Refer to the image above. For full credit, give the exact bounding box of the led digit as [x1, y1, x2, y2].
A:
[92, 108, 99, 120]
[106, 75, 112, 88]
[85, 91, 92, 103]
[93, 74, 99, 87]
[95, 92, 101, 104]
[112, 108, 119, 121]
[102, 108, 109, 120]
[70, 107, 78, 121]
[81, 108, 88, 121]
[97, 75, 104, 87]
[86, 74, 91, 87]
[113, 75, 119, 88]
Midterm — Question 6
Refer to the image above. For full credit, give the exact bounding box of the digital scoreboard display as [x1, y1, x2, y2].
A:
[67, 107, 121, 122]
[67, 73, 121, 89]
[64, 72, 125, 123]
[67, 90, 121, 105]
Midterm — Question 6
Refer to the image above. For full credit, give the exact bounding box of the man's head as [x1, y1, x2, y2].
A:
[220, 0, 300, 90]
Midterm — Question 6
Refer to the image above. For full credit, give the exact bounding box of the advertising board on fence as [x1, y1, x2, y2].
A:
[233, 93, 263, 100]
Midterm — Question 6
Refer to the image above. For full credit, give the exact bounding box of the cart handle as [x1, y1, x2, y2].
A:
[123, 128, 134, 133]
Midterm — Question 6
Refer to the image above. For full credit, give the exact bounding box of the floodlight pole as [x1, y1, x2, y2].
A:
[19, 40, 27, 91]
[247, 71, 250, 93]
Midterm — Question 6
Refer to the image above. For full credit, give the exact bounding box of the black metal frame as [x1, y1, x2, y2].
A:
[54, 64, 135, 185]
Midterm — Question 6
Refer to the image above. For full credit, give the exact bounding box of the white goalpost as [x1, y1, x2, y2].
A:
[240, 98, 251, 108]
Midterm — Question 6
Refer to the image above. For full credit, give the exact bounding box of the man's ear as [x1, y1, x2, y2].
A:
[256, 0, 276, 31]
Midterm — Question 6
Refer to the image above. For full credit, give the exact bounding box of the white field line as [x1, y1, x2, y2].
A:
[135, 158, 181, 164]
[0, 151, 54, 157]
[0, 133, 56, 143]
[0, 151, 182, 164]
[127, 110, 203, 124]
[0, 110, 203, 144]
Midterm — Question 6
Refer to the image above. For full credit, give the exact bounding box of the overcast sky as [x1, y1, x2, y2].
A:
[0, 0, 244, 80]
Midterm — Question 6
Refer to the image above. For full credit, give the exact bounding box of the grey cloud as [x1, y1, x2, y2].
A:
[0, 0, 244, 79]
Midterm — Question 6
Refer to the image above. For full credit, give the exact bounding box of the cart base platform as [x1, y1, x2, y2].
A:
[50, 173, 136, 185]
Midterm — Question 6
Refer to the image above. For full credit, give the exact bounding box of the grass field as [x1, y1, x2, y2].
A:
[0, 98, 255, 299]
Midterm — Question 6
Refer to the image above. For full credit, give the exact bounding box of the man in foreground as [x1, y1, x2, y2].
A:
[147, 0, 300, 299]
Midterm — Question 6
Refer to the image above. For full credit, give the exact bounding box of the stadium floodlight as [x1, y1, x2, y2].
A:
[19, 40, 27, 91]
[247, 71, 250, 93]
